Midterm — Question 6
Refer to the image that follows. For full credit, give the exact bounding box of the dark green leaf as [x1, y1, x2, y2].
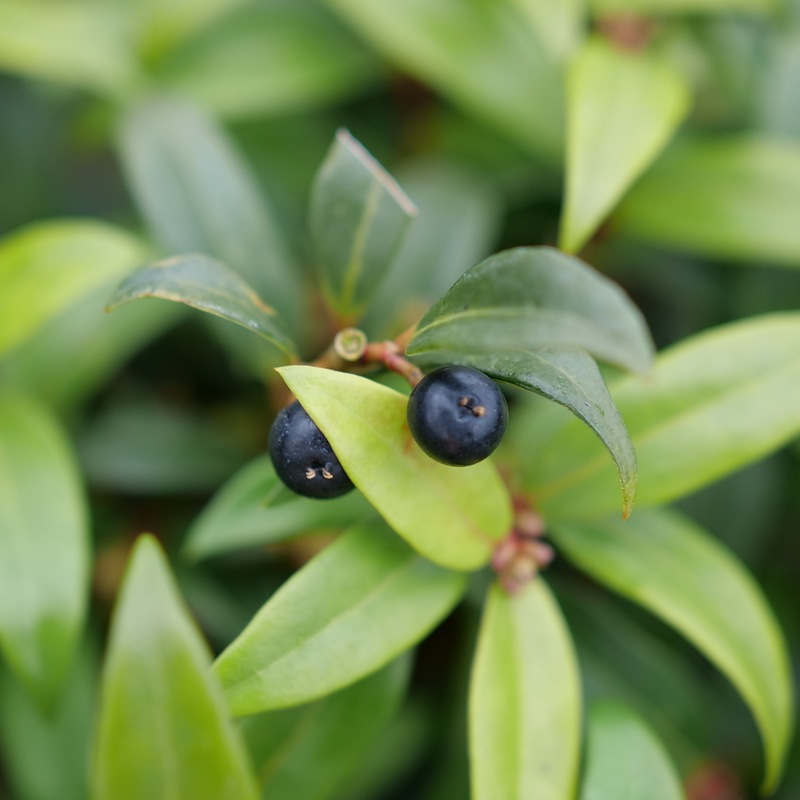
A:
[561, 36, 689, 254]
[0, 220, 149, 359]
[117, 98, 300, 327]
[106, 254, 297, 359]
[407, 247, 654, 375]
[183, 454, 373, 560]
[310, 129, 416, 319]
[242, 655, 411, 800]
[277, 366, 512, 571]
[0, 395, 89, 710]
[214, 518, 467, 715]
[550, 508, 793, 792]
[420, 349, 636, 518]
[615, 137, 800, 266]
[579, 701, 683, 800]
[518, 313, 800, 519]
[92, 535, 258, 800]
[470, 580, 581, 800]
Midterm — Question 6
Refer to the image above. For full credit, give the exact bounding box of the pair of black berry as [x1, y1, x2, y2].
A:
[268, 366, 507, 499]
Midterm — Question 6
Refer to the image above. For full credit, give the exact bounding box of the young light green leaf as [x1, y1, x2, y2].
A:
[511, 0, 584, 60]
[615, 137, 800, 266]
[213, 518, 466, 716]
[550, 508, 793, 792]
[418, 349, 636, 518]
[92, 535, 259, 800]
[183, 454, 373, 560]
[310, 129, 416, 319]
[519, 313, 800, 519]
[579, 701, 684, 800]
[0, 396, 89, 711]
[561, 36, 690, 254]
[242, 655, 411, 800]
[470, 580, 581, 800]
[407, 247, 654, 375]
[106, 254, 297, 359]
[591, 0, 771, 13]
[117, 98, 300, 327]
[276, 366, 512, 571]
[0, 219, 149, 360]
[155, 1, 380, 119]
[321, 0, 564, 158]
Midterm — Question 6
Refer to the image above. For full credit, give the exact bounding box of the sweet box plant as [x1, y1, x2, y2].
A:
[0, 1, 799, 799]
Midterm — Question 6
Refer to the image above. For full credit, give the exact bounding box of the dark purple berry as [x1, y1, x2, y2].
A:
[407, 366, 507, 467]
[268, 401, 354, 499]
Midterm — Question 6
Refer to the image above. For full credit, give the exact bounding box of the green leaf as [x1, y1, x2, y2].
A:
[92, 535, 259, 800]
[117, 98, 300, 327]
[310, 129, 416, 319]
[321, 0, 564, 158]
[579, 701, 684, 800]
[183, 454, 373, 560]
[0, 395, 89, 711]
[242, 655, 411, 800]
[154, 0, 380, 119]
[550, 508, 793, 792]
[106, 254, 297, 359]
[0, 219, 149, 360]
[511, 0, 584, 61]
[419, 349, 636, 519]
[407, 247, 654, 375]
[0, 0, 138, 95]
[277, 366, 512, 571]
[561, 36, 690, 255]
[615, 137, 800, 266]
[518, 313, 800, 519]
[213, 518, 466, 715]
[0, 280, 183, 413]
[591, 0, 771, 12]
[469, 580, 581, 800]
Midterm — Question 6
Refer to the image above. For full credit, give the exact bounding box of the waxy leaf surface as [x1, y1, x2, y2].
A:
[242, 655, 410, 800]
[561, 36, 689, 254]
[551, 508, 793, 792]
[0, 396, 89, 710]
[184, 454, 372, 560]
[92, 535, 258, 800]
[310, 129, 416, 319]
[470, 580, 581, 800]
[578, 701, 684, 800]
[520, 313, 800, 519]
[214, 519, 466, 715]
[106, 254, 296, 359]
[407, 247, 654, 375]
[277, 366, 512, 570]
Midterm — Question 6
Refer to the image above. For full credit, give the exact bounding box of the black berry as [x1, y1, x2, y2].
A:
[407, 366, 508, 467]
[268, 401, 354, 499]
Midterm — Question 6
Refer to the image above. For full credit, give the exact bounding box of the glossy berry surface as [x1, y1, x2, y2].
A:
[268, 400, 354, 499]
[407, 366, 508, 467]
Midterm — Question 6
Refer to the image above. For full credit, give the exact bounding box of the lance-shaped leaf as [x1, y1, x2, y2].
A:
[213, 519, 466, 716]
[92, 535, 259, 800]
[550, 508, 793, 793]
[276, 366, 512, 571]
[561, 36, 690, 254]
[578, 701, 684, 800]
[416, 349, 637, 519]
[406, 247, 654, 375]
[0, 396, 89, 711]
[106, 254, 297, 359]
[470, 580, 581, 800]
[615, 136, 800, 266]
[183, 454, 373, 560]
[242, 655, 411, 800]
[519, 312, 800, 519]
[0, 219, 149, 359]
[310, 129, 417, 319]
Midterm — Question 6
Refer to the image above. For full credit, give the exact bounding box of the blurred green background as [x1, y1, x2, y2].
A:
[1, 0, 800, 798]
